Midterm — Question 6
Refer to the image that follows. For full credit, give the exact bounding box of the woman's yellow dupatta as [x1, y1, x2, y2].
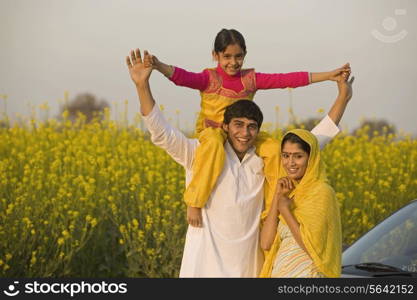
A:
[259, 129, 342, 278]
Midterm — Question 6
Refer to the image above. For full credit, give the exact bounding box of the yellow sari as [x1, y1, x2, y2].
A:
[259, 129, 342, 278]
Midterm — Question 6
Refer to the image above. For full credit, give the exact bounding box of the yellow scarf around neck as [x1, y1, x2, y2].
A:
[259, 129, 342, 277]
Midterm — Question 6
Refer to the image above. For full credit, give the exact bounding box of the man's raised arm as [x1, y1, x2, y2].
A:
[126, 48, 197, 170]
[311, 72, 354, 148]
[327, 74, 354, 126]
[126, 49, 155, 116]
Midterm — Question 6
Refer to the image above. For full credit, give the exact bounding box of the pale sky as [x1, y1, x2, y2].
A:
[1, 0, 416, 134]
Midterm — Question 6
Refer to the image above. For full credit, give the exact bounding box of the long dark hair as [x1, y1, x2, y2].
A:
[214, 29, 247, 54]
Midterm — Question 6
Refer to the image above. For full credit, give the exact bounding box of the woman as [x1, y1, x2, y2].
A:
[259, 129, 342, 277]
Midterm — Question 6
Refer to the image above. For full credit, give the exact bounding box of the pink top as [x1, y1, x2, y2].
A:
[169, 64, 310, 93]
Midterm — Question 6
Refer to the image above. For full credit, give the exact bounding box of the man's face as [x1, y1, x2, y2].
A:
[222, 117, 259, 160]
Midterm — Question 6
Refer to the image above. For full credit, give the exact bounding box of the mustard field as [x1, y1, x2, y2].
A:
[1, 109, 416, 277]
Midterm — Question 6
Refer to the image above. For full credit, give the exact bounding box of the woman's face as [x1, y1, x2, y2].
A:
[281, 141, 309, 182]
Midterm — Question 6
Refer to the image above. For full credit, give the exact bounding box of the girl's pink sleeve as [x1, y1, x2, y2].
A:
[255, 72, 310, 90]
[169, 67, 209, 91]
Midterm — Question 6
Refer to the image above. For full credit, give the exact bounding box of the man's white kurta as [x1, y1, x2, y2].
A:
[142, 105, 340, 278]
[180, 141, 265, 277]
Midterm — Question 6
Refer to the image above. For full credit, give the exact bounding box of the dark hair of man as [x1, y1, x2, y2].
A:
[223, 100, 263, 128]
[214, 29, 247, 54]
[281, 133, 311, 155]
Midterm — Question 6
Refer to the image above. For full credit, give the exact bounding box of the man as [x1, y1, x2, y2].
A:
[126, 49, 352, 277]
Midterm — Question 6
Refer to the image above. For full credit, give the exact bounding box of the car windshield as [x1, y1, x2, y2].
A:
[342, 201, 417, 273]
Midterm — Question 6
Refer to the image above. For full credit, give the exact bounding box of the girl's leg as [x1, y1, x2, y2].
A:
[255, 131, 281, 221]
[184, 127, 226, 207]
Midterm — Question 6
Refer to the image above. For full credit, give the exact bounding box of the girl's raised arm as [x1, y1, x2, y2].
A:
[255, 71, 310, 89]
[150, 55, 209, 91]
[255, 63, 351, 90]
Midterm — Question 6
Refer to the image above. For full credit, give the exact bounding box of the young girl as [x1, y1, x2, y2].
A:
[146, 28, 349, 227]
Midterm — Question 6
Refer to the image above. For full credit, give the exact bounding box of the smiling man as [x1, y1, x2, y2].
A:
[126, 48, 352, 277]
[222, 100, 263, 160]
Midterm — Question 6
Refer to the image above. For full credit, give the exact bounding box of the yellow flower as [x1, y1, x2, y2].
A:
[61, 110, 69, 119]
[90, 218, 98, 227]
[158, 232, 166, 241]
[30, 253, 37, 265]
[336, 192, 345, 202]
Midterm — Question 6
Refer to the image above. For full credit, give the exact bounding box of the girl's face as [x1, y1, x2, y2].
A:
[281, 141, 309, 182]
[213, 43, 245, 76]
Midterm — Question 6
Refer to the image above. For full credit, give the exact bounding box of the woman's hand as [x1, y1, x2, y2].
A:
[275, 177, 295, 210]
[275, 176, 294, 197]
[126, 49, 153, 86]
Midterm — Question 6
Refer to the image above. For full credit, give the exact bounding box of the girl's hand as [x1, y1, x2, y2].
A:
[143, 54, 174, 78]
[126, 49, 153, 86]
[187, 206, 203, 227]
[144, 54, 162, 70]
[328, 63, 351, 81]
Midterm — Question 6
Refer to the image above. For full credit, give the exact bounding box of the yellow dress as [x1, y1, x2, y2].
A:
[184, 67, 280, 209]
